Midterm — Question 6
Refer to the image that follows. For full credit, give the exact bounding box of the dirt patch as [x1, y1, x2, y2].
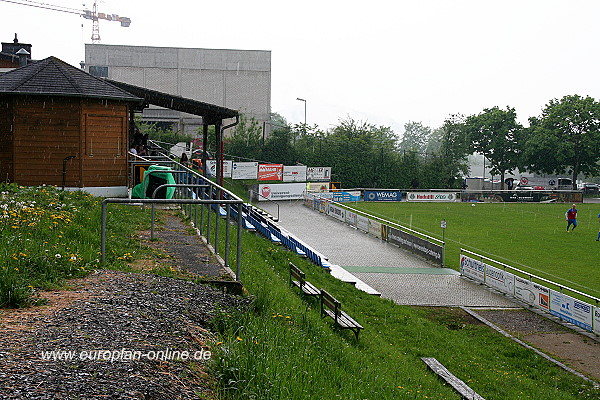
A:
[476, 308, 600, 382]
[0, 272, 113, 334]
[0, 270, 249, 399]
[525, 333, 600, 381]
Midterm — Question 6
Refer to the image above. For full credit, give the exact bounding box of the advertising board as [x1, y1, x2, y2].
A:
[594, 307, 600, 336]
[369, 220, 383, 238]
[206, 160, 233, 178]
[315, 191, 361, 202]
[357, 215, 370, 233]
[327, 204, 346, 222]
[306, 182, 330, 192]
[388, 227, 443, 265]
[258, 164, 283, 181]
[514, 276, 550, 310]
[283, 166, 307, 182]
[345, 210, 358, 227]
[306, 167, 331, 181]
[406, 192, 458, 202]
[364, 190, 402, 202]
[485, 265, 515, 295]
[258, 183, 305, 201]
[549, 290, 593, 332]
[459, 255, 486, 283]
[232, 162, 258, 180]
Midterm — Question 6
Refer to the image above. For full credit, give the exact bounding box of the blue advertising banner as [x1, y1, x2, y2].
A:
[364, 190, 402, 202]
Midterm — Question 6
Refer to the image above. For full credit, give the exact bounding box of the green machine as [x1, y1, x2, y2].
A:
[131, 165, 176, 199]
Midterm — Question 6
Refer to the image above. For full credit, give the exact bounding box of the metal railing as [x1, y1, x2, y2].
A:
[248, 189, 280, 221]
[306, 192, 443, 246]
[460, 248, 600, 307]
[102, 154, 245, 280]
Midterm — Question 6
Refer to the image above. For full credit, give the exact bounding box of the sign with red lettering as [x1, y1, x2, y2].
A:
[258, 164, 283, 181]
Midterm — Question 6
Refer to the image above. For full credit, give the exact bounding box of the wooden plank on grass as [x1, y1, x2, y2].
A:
[421, 357, 485, 400]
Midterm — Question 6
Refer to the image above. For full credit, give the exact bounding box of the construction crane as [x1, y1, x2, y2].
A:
[0, 0, 131, 43]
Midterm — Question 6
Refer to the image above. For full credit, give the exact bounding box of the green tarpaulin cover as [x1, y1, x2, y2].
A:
[131, 165, 176, 199]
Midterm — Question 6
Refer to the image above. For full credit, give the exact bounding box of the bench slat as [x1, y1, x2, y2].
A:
[422, 358, 486, 400]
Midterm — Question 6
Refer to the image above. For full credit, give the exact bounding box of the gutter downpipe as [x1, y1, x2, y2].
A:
[219, 115, 241, 279]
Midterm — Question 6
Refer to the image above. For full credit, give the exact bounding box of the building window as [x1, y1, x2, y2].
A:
[89, 66, 109, 78]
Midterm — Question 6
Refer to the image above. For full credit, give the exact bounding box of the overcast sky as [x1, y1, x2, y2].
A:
[3, 0, 600, 136]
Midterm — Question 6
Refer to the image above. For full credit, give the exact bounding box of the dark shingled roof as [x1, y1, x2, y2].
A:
[0, 56, 142, 103]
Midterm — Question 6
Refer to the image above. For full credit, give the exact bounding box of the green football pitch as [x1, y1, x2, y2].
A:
[347, 201, 600, 299]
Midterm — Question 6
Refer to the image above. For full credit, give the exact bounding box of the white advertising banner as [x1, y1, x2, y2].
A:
[514, 276, 550, 311]
[459, 255, 486, 283]
[327, 204, 346, 222]
[594, 307, 600, 336]
[206, 160, 233, 178]
[345, 210, 358, 227]
[306, 182, 330, 192]
[357, 215, 370, 233]
[306, 167, 332, 181]
[550, 290, 593, 332]
[283, 166, 307, 182]
[258, 183, 306, 201]
[406, 192, 458, 202]
[232, 162, 258, 180]
[485, 265, 515, 295]
[369, 220, 382, 238]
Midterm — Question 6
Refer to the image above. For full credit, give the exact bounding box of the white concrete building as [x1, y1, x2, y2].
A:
[85, 43, 271, 136]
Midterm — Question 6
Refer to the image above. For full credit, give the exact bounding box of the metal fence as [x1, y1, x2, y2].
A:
[101, 155, 245, 281]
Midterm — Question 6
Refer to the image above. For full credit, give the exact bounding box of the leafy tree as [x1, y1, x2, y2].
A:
[322, 118, 399, 188]
[399, 121, 431, 154]
[423, 115, 471, 188]
[225, 114, 263, 161]
[464, 107, 522, 189]
[261, 125, 298, 165]
[523, 95, 600, 189]
[135, 116, 193, 150]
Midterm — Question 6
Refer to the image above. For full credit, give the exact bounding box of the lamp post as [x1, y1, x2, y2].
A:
[296, 97, 306, 146]
[296, 97, 306, 126]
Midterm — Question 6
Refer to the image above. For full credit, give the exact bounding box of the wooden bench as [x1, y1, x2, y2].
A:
[289, 262, 320, 297]
[320, 289, 363, 340]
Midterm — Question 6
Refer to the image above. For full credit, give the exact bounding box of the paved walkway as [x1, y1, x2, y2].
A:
[260, 200, 517, 308]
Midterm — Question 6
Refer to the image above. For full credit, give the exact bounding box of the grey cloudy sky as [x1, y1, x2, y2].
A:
[3, 0, 599, 135]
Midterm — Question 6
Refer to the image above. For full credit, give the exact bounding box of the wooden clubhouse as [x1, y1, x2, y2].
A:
[0, 56, 142, 196]
[0, 55, 239, 196]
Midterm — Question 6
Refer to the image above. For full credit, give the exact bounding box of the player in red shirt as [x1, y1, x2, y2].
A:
[565, 204, 577, 231]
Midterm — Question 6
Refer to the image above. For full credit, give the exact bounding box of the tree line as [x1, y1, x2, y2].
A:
[145, 94, 600, 190]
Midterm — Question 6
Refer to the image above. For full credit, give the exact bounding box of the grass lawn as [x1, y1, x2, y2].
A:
[208, 225, 599, 400]
[347, 201, 600, 298]
[2, 184, 598, 399]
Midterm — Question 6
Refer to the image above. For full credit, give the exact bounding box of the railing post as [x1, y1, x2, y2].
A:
[236, 201, 243, 281]
[215, 189, 221, 254]
[101, 200, 107, 265]
[151, 202, 156, 240]
[225, 204, 231, 267]
[206, 186, 212, 245]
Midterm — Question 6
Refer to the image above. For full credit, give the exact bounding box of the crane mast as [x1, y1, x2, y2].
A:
[0, 0, 131, 43]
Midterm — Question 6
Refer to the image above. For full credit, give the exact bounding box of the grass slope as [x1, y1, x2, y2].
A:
[208, 228, 599, 399]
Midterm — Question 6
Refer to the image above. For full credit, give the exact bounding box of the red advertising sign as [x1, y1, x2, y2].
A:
[258, 164, 283, 181]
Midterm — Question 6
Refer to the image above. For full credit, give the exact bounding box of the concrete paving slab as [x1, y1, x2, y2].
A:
[353, 272, 518, 307]
[259, 200, 519, 308]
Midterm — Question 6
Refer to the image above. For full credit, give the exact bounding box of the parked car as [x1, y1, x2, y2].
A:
[578, 183, 599, 194]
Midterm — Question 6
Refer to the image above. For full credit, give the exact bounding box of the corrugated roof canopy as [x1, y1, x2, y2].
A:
[0, 56, 142, 103]
[106, 79, 239, 125]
